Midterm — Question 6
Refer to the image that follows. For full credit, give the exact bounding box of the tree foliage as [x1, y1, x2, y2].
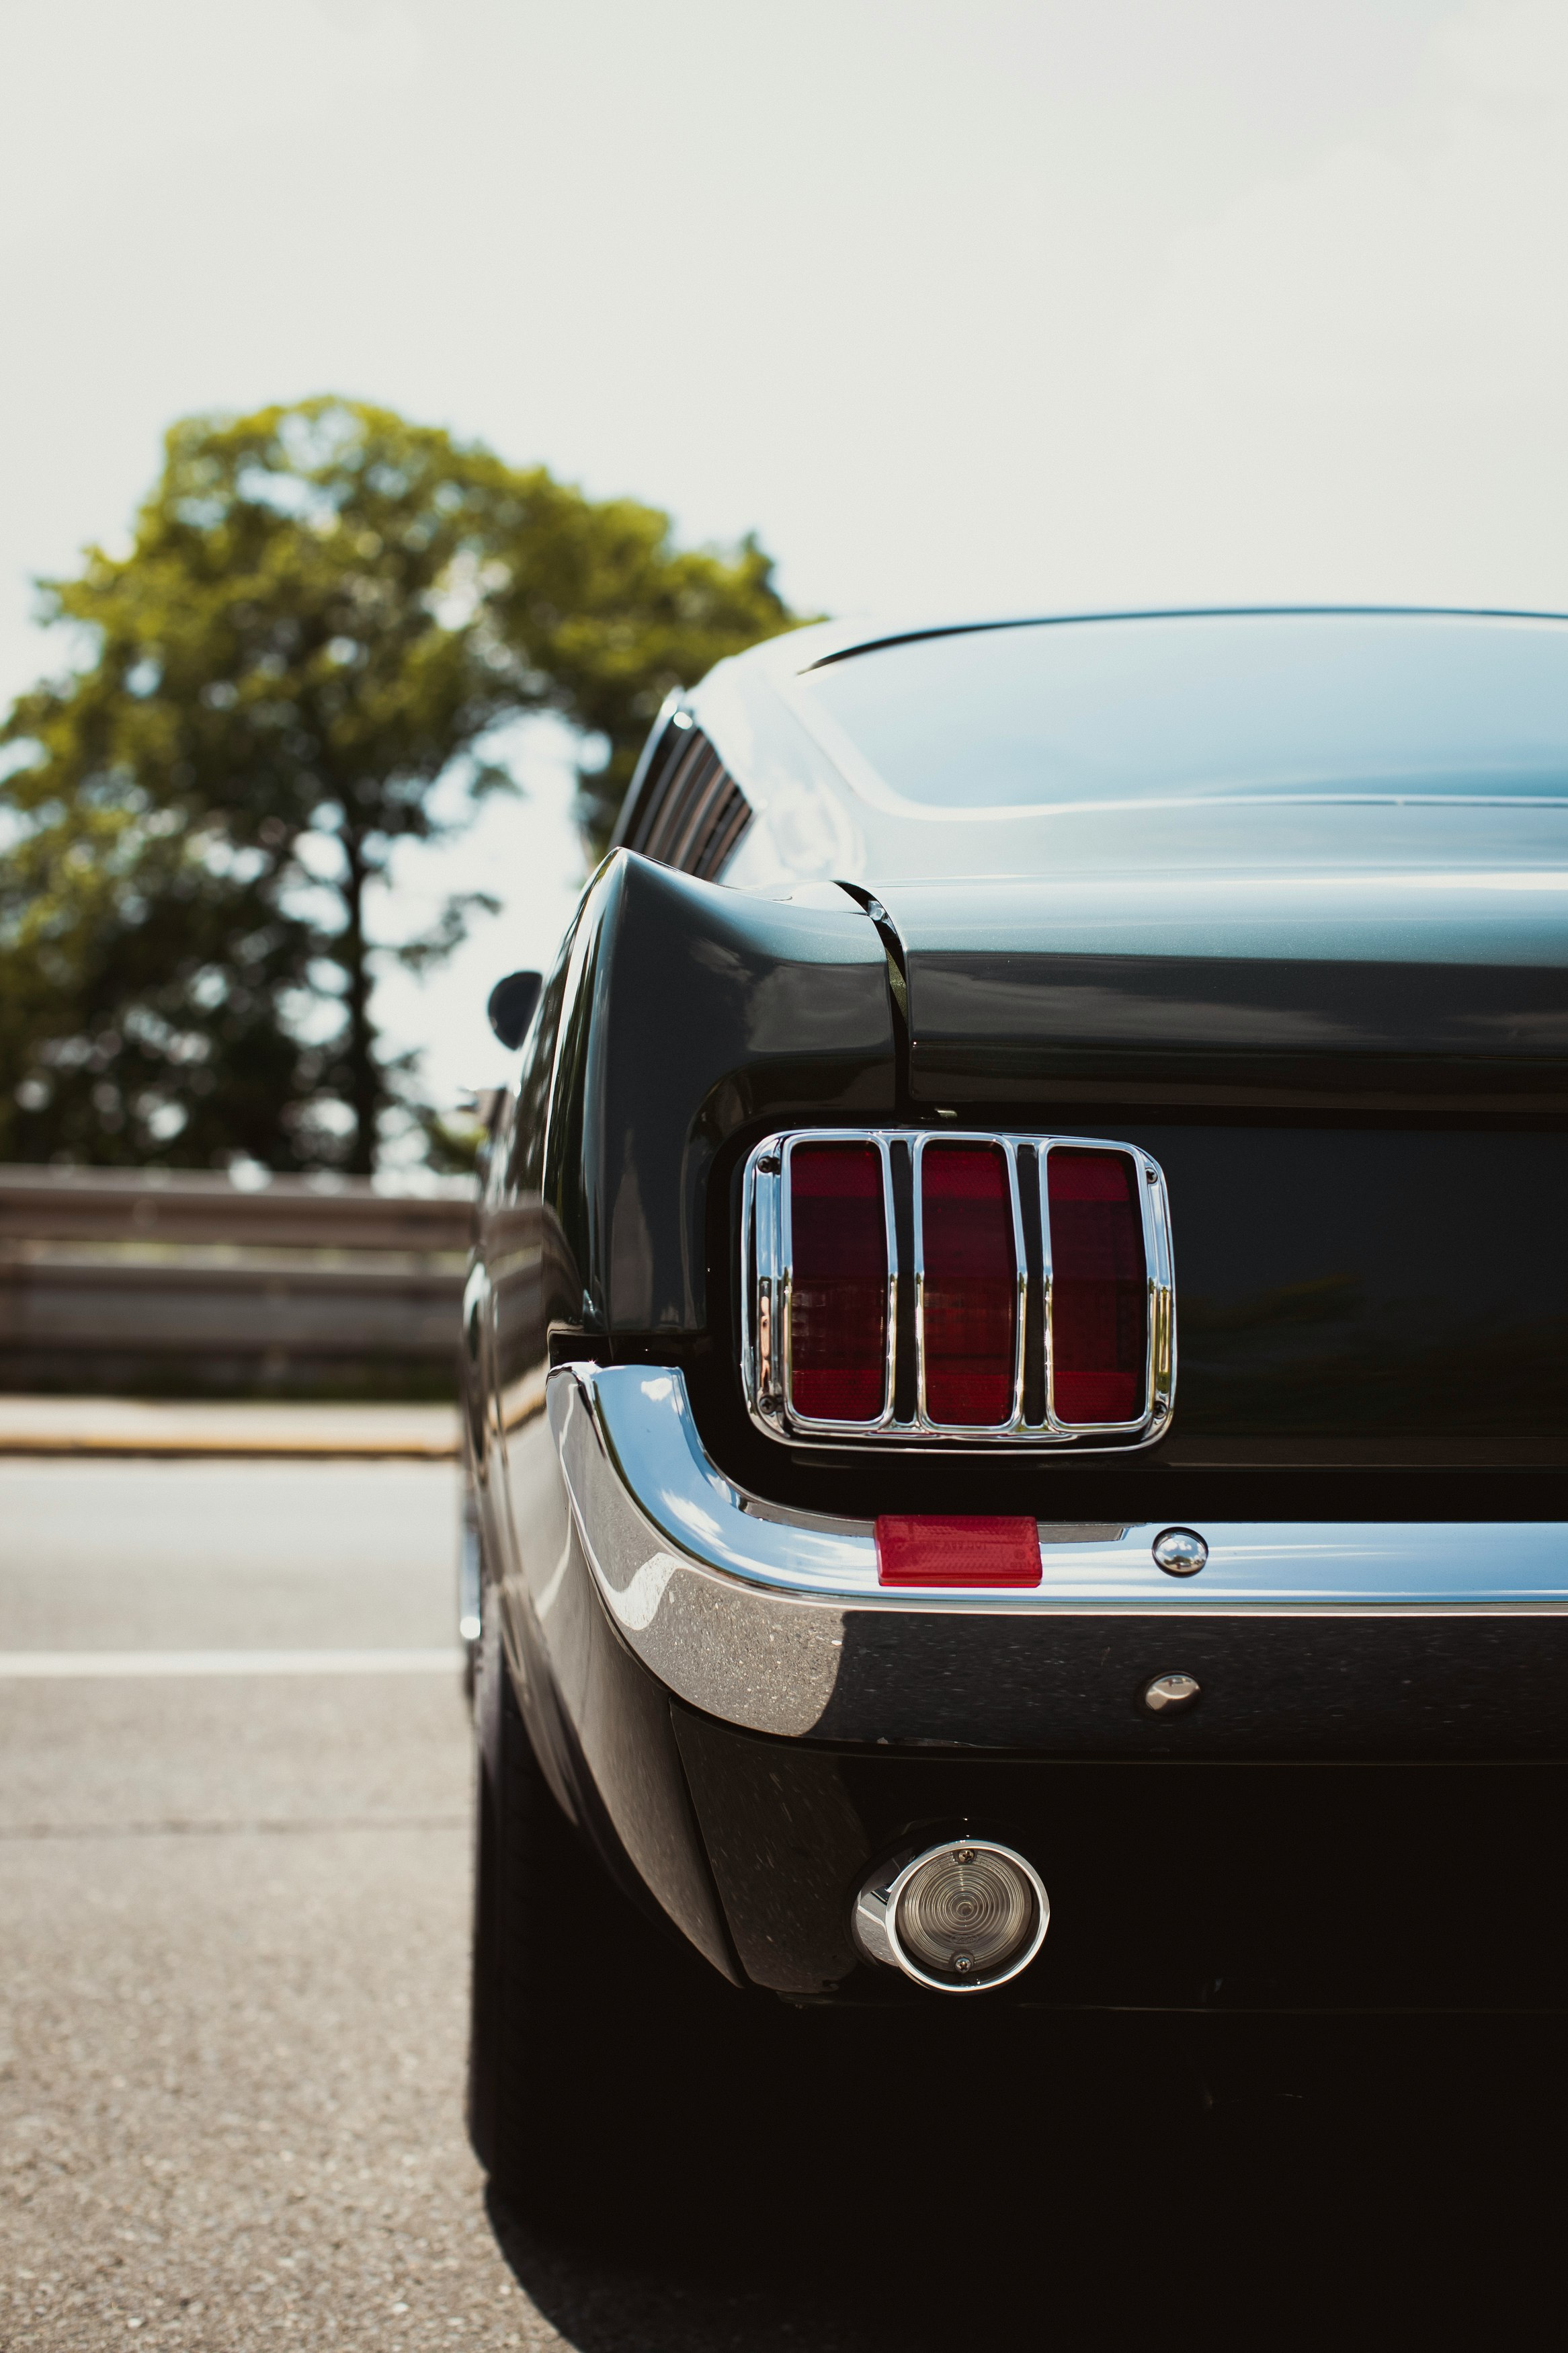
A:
[0, 397, 795, 1170]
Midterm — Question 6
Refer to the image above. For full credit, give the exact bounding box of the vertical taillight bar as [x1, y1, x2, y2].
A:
[784, 1141, 891, 1424]
[1044, 1146, 1147, 1426]
[916, 1142, 1024, 1428]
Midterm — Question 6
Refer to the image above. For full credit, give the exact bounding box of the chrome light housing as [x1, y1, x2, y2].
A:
[853, 1839, 1050, 1993]
[741, 1127, 1175, 1450]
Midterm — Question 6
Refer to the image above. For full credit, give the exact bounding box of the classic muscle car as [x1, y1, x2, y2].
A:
[462, 607, 1567, 2190]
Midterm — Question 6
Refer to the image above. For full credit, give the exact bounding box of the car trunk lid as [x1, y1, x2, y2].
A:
[869, 870, 1568, 1115]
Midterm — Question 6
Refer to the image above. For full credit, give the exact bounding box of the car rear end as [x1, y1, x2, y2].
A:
[477, 610, 1568, 2020]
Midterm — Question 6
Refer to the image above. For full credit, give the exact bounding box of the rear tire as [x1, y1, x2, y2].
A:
[468, 1618, 593, 2196]
[466, 1605, 732, 2202]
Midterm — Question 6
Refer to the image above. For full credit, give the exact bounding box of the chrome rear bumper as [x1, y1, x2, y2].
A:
[549, 1362, 1568, 1753]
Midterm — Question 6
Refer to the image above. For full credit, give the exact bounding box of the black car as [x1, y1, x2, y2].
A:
[462, 607, 1567, 2190]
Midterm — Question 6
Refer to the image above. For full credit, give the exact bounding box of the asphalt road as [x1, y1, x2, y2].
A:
[3, 1459, 1564, 2352]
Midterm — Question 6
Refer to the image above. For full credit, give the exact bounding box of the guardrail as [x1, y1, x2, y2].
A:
[0, 1166, 473, 1398]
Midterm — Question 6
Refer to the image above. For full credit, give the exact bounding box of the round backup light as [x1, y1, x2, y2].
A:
[853, 1839, 1048, 1993]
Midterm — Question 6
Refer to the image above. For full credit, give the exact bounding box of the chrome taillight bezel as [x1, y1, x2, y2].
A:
[911, 1133, 1029, 1436]
[741, 1127, 1175, 1451]
[778, 1131, 901, 1436]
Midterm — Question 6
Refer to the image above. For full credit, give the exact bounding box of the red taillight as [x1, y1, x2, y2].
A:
[876, 1515, 1042, 1587]
[920, 1144, 1017, 1426]
[788, 1143, 888, 1421]
[1047, 1148, 1146, 1425]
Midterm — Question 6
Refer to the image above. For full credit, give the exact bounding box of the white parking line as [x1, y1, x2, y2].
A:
[0, 1648, 466, 1679]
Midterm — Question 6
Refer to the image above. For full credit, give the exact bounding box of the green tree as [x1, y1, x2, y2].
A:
[1, 397, 796, 1171]
[515, 512, 794, 854]
[0, 788, 321, 1167]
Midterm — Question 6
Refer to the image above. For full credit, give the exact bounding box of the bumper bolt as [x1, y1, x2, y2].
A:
[1143, 1672, 1200, 1716]
[1153, 1527, 1207, 1577]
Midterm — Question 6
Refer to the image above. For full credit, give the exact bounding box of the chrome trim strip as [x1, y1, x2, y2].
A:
[550, 1363, 1568, 1739]
[555, 1363, 1568, 1614]
[741, 1127, 1175, 1451]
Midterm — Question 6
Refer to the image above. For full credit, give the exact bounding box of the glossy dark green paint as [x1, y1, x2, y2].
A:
[869, 873, 1568, 1113]
[509, 844, 1565, 1455]
[537, 851, 894, 1334]
[1124, 1122, 1567, 1441]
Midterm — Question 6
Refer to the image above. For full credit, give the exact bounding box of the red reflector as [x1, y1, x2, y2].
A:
[1047, 1148, 1146, 1425]
[920, 1144, 1017, 1425]
[788, 1143, 887, 1421]
[876, 1515, 1042, 1587]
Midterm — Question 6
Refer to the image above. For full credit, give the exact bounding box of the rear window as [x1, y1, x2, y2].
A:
[796, 612, 1568, 811]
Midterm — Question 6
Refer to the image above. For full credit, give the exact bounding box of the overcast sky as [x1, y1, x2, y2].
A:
[3, 0, 1566, 1121]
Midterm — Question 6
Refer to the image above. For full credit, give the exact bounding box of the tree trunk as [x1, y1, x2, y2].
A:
[341, 832, 378, 1174]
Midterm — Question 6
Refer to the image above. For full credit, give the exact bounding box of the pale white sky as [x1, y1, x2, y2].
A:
[3, 0, 1566, 1128]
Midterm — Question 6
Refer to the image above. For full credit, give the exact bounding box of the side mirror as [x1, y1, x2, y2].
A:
[487, 969, 543, 1051]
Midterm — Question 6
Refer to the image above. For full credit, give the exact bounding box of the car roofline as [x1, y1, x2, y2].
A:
[782, 602, 1568, 678]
